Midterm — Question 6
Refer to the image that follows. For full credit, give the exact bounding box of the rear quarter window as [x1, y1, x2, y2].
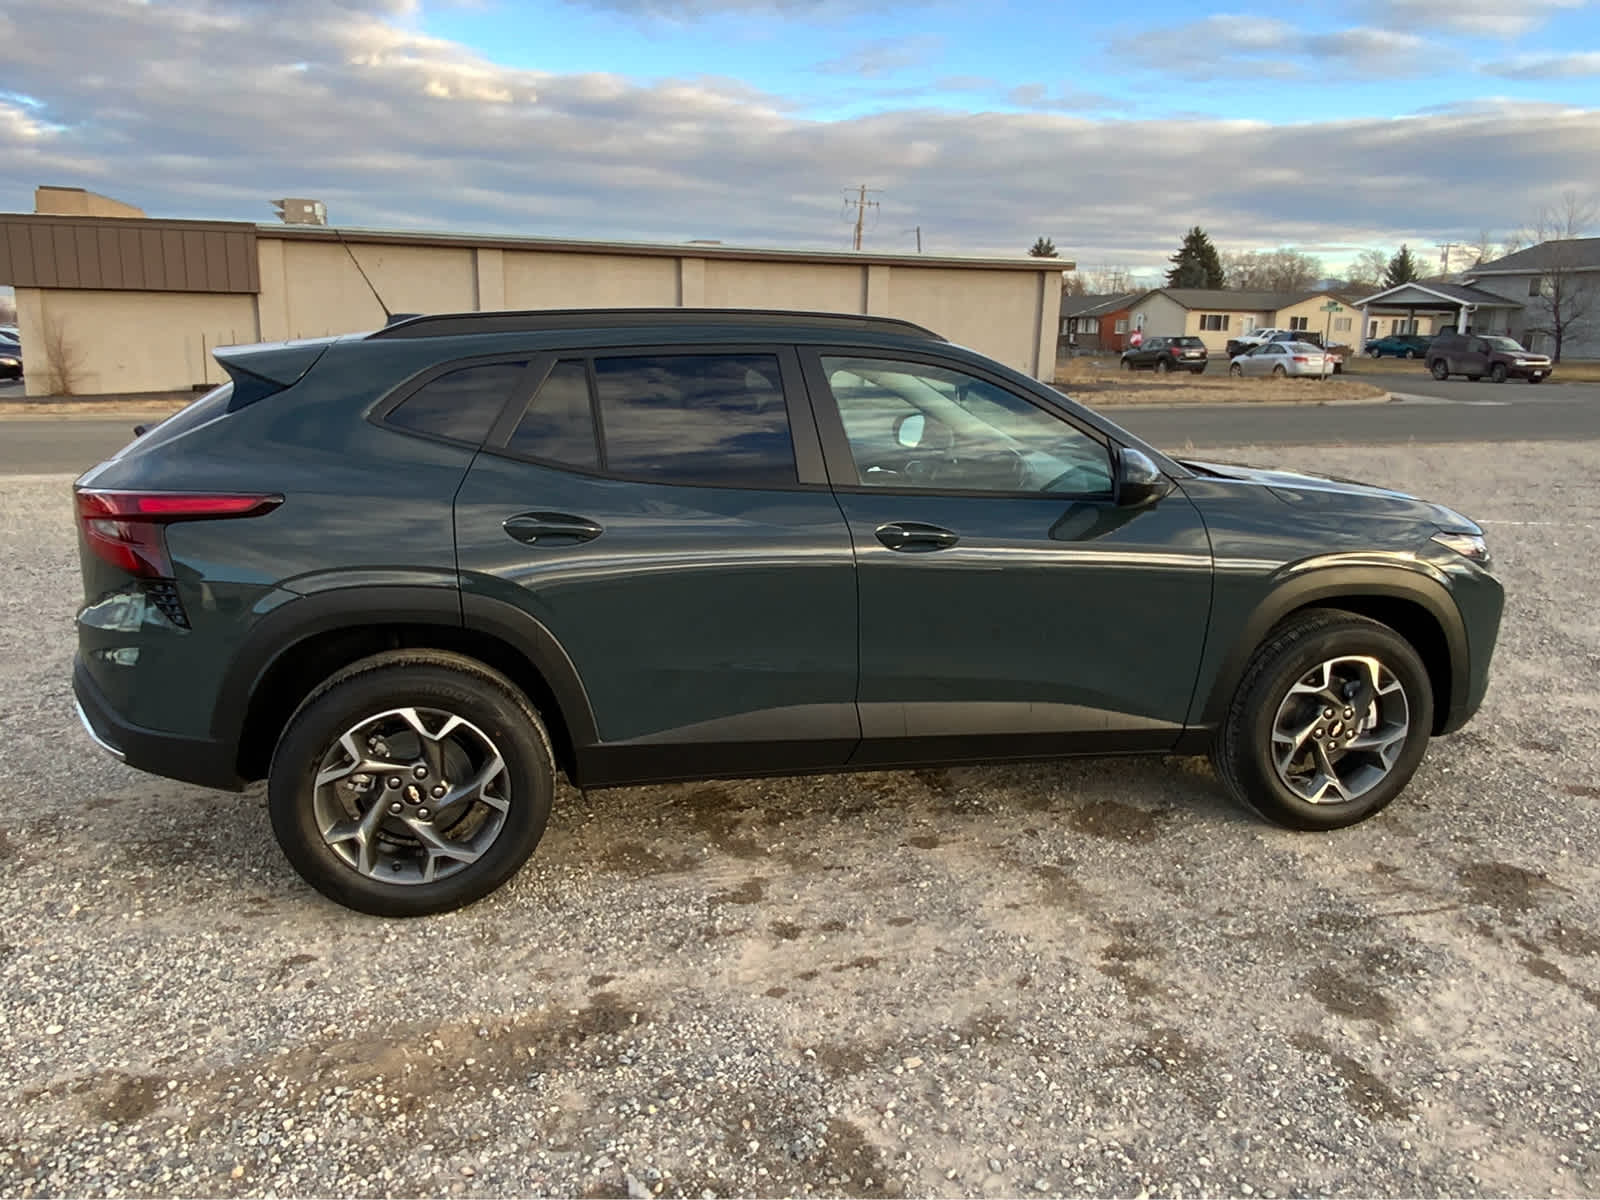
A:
[386, 361, 529, 446]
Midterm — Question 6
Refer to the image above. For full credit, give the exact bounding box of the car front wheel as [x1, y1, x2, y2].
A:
[1490, 363, 1508, 383]
[1430, 360, 1449, 380]
[1230, 363, 1243, 377]
[1211, 610, 1433, 830]
[268, 650, 556, 917]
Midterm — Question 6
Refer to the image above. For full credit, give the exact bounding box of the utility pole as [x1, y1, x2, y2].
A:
[844, 184, 880, 251]
[1437, 242, 1458, 276]
[903, 225, 922, 253]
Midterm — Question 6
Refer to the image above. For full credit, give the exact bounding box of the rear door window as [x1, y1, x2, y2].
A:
[593, 353, 796, 487]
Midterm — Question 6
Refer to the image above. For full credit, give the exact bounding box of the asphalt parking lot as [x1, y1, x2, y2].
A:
[3, 440, 1600, 1198]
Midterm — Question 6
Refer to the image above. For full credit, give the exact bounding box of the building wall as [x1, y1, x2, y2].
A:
[17, 286, 258, 394]
[503, 250, 680, 309]
[13, 227, 1064, 392]
[1274, 295, 1360, 345]
[1470, 271, 1600, 358]
[1127, 292, 1189, 340]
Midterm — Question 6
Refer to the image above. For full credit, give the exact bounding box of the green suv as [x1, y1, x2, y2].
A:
[72, 309, 1503, 916]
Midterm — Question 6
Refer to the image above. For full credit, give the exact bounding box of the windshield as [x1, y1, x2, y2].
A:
[1486, 337, 1526, 351]
[1171, 337, 1204, 347]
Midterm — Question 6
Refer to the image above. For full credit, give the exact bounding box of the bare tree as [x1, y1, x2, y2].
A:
[1081, 265, 1138, 293]
[1223, 248, 1322, 291]
[1515, 190, 1599, 363]
[1062, 272, 1088, 297]
[38, 309, 85, 395]
[1346, 248, 1391, 289]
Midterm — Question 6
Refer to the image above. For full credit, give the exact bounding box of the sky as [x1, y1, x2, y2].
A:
[0, 0, 1597, 278]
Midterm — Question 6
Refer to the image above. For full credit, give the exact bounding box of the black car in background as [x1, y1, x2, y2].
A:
[0, 332, 22, 380]
[1120, 336, 1208, 374]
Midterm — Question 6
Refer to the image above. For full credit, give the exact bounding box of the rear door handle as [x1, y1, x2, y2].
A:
[875, 522, 959, 552]
[502, 512, 603, 545]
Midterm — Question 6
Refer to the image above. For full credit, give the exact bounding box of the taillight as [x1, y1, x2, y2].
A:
[76, 490, 283, 579]
[1292, 356, 1309, 363]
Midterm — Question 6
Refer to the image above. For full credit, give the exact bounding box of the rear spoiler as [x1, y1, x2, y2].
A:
[212, 339, 334, 410]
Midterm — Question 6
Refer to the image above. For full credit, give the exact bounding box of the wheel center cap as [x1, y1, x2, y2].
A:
[404, 783, 423, 804]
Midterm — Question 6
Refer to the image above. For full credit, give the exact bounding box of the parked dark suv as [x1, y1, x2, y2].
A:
[72, 309, 1503, 916]
[1427, 332, 1552, 383]
[1119, 335, 1208, 374]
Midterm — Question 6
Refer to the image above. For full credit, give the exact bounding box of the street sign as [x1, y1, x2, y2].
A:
[1321, 300, 1343, 312]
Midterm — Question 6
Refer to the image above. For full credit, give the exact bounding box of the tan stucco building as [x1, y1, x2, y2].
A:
[0, 208, 1069, 395]
[1128, 288, 1368, 351]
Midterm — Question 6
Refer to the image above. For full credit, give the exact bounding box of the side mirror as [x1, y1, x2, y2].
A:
[894, 412, 926, 449]
[1116, 447, 1173, 508]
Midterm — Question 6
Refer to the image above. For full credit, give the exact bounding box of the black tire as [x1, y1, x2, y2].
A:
[1404, 349, 1416, 359]
[1210, 610, 1433, 831]
[1155, 357, 1170, 374]
[268, 650, 556, 917]
[1121, 357, 1134, 371]
[1272, 364, 1287, 378]
[1490, 363, 1508, 383]
[1229, 363, 1243, 377]
[1430, 359, 1449, 380]
[1367, 347, 1380, 358]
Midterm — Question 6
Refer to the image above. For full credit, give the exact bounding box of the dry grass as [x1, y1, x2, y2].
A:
[1054, 356, 1387, 406]
[1340, 353, 1600, 382]
[0, 398, 191, 420]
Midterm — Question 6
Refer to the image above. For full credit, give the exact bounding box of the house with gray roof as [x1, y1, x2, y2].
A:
[1462, 238, 1600, 360]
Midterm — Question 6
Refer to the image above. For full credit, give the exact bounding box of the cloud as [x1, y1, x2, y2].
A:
[1107, 15, 1430, 79]
[814, 34, 945, 78]
[1005, 84, 1122, 113]
[0, 0, 1596, 271]
[1358, 0, 1589, 36]
[1482, 51, 1600, 79]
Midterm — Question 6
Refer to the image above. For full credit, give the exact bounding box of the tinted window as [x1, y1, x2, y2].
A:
[822, 355, 1112, 496]
[388, 361, 526, 445]
[506, 360, 599, 468]
[593, 354, 795, 487]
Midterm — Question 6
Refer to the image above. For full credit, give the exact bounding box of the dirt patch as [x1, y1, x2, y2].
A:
[1053, 361, 1385, 407]
[770, 920, 804, 941]
[1035, 863, 1085, 904]
[1521, 956, 1600, 1010]
[1457, 861, 1562, 915]
[1069, 799, 1166, 843]
[0, 826, 14, 861]
[1291, 1033, 1412, 1119]
[708, 877, 764, 906]
[906, 834, 941, 850]
[1304, 966, 1397, 1025]
[596, 841, 698, 877]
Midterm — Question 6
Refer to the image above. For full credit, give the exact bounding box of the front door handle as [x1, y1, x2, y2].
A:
[875, 522, 959, 552]
[502, 512, 603, 545]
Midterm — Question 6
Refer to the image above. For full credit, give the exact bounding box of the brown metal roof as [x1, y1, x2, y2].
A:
[0, 214, 259, 293]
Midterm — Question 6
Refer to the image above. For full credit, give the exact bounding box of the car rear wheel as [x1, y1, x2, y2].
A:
[1430, 360, 1448, 380]
[1211, 610, 1433, 830]
[1272, 364, 1287, 378]
[1490, 363, 1508, 383]
[268, 650, 556, 917]
[1404, 349, 1416, 359]
[1367, 347, 1380, 358]
[1121, 358, 1134, 371]
[1156, 358, 1170, 374]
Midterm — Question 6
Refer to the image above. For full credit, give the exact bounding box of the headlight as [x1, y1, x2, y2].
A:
[0, 357, 16, 367]
[1432, 530, 1489, 564]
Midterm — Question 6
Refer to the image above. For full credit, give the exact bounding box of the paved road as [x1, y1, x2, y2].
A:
[3, 382, 1598, 476]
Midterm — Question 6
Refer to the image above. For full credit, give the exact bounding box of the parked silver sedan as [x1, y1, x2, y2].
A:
[1228, 341, 1331, 378]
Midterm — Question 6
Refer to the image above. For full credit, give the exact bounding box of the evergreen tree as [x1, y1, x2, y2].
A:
[1028, 236, 1059, 258]
[1165, 226, 1226, 289]
[1383, 244, 1420, 286]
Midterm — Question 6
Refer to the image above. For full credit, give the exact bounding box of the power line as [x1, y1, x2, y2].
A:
[843, 183, 880, 251]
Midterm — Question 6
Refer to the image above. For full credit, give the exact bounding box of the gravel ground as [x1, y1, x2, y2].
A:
[3, 442, 1599, 1199]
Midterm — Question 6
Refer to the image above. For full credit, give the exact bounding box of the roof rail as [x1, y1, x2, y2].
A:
[367, 307, 947, 341]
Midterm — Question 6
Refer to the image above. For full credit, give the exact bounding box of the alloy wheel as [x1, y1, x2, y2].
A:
[311, 706, 510, 885]
[1270, 656, 1409, 805]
